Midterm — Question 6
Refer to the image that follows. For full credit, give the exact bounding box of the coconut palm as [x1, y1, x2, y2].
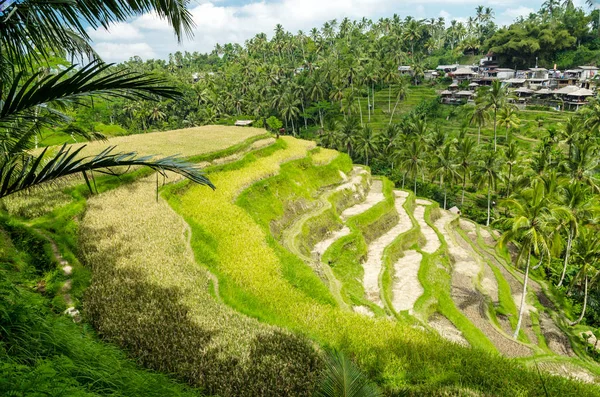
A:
[482, 80, 509, 152]
[569, 226, 600, 325]
[398, 137, 425, 194]
[467, 103, 489, 145]
[502, 140, 521, 198]
[565, 142, 600, 192]
[0, 0, 213, 197]
[475, 147, 501, 226]
[355, 126, 378, 166]
[433, 144, 459, 210]
[497, 106, 520, 141]
[456, 137, 476, 206]
[498, 179, 552, 338]
[555, 183, 599, 287]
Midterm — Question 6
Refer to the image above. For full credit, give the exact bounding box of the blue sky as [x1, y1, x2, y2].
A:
[87, 0, 590, 62]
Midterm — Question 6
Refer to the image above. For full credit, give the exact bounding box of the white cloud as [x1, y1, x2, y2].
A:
[87, 22, 143, 42]
[93, 42, 157, 62]
[502, 6, 535, 19]
[439, 10, 451, 20]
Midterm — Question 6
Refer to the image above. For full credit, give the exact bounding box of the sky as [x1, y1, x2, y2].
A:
[87, 0, 591, 63]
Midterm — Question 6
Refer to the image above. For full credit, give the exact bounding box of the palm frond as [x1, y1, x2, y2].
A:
[0, 144, 214, 199]
[0, 61, 179, 154]
[315, 350, 381, 397]
[0, 0, 193, 69]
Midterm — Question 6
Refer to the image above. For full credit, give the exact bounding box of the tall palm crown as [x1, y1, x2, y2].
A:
[0, 0, 213, 198]
[498, 179, 553, 337]
[482, 80, 509, 152]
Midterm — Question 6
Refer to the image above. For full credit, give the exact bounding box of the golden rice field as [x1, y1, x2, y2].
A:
[37, 125, 266, 158]
[80, 151, 321, 396]
[5, 127, 267, 218]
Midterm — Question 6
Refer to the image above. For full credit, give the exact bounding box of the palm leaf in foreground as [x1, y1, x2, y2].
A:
[0, 144, 214, 199]
[315, 350, 381, 397]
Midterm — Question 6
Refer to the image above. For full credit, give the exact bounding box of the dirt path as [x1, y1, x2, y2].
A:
[391, 250, 423, 313]
[436, 212, 532, 357]
[413, 203, 440, 254]
[429, 313, 469, 346]
[341, 179, 384, 219]
[390, 190, 424, 314]
[362, 191, 413, 307]
[35, 231, 81, 322]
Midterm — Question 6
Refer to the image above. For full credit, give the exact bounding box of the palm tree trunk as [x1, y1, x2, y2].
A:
[291, 118, 296, 136]
[357, 96, 364, 127]
[367, 87, 371, 122]
[301, 101, 307, 130]
[571, 275, 589, 326]
[389, 96, 401, 125]
[478, 124, 481, 145]
[514, 248, 532, 338]
[372, 82, 375, 114]
[506, 164, 513, 198]
[486, 185, 491, 226]
[558, 230, 574, 288]
[319, 109, 324, 129]
[388, 85, 391, 113]
[414, 177, 417, 195]
[493, 109, 498, 152]
[462, 170, 466, 206]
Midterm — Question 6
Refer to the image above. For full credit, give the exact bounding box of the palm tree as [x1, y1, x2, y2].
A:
[456, 137, 476, 206]
[497, 107, 520, 141]
[338, 117, 360, 157]
[482, 80, 509, 152]
[398, 137, 425, 194]
[467, 103, 489, 145]
[502, 140, 521, 198]
[569, 226, 600, 325]
[389, 79, 408, 124]
[0, 1, 212, 197]
[564, 142, 600, 192]
[498, 180, 552, 338]
[555, 183, 598, 287]
[356, 126, 378, 166]
[433, 144, 459, 210]
[476, 148, 500, 226]
[280, 91, 301, 135]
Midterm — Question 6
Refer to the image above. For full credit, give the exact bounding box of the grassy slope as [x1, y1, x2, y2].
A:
[168, 136, 600, 396]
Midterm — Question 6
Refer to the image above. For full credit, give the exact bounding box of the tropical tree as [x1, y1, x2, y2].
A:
[0, 0, 213, 197]
[497, 106, 520, 141]
[467, 103, 489, 145]
[502, 140, 521, 198]
[476, 148, 500, 226]
[453, 137, 475, 207]
[356, 126, 378, 166]
[498, 180, 552, 338]
[569, 226, 600, 325]
[555, 183, 598, 287]
[482, 80, 509, 152]
[433, 144, 459, 210]
[398, 137, 425, 194]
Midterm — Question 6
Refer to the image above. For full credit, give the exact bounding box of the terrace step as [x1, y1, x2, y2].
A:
[362, 190, 413, 307]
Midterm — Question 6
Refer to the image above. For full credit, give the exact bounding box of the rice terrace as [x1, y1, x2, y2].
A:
[5, 1, 600, 396]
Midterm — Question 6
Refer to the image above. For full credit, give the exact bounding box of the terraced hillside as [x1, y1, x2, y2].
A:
[77, 130, 600, 395]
